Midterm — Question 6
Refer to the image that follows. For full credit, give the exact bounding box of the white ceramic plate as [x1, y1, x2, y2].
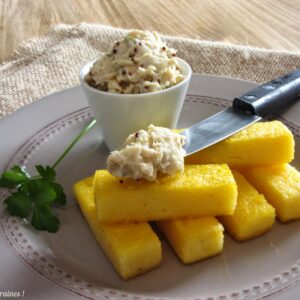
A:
[1, 74, 300, 300]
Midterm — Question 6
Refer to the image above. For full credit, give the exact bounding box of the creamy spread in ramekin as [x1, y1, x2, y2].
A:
[86, 30, 185, 94]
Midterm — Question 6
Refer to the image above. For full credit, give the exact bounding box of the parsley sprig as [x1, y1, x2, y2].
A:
[0, 119, 96, 233]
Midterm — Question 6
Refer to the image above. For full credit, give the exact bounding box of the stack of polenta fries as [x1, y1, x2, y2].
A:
[74, 120, 300, 280]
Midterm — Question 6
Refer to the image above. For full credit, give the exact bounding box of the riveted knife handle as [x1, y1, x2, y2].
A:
[233, 69, 300, 116]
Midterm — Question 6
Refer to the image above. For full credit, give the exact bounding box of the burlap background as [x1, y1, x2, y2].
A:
[1, 23, 300, 118]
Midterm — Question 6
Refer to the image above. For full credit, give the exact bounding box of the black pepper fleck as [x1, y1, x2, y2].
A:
[87, 78, 96, 88]
[95, 81, 108, 92]
[119, 80, 129, 88]
[135, 132, 139, 138]
[112, 49, 117, 54]
[119, 180, 124, 183]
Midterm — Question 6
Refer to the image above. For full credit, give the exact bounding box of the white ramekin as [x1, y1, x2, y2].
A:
[79, 58, 192, 151]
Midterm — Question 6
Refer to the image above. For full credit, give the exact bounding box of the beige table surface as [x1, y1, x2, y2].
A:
[1, 0, 300, 62]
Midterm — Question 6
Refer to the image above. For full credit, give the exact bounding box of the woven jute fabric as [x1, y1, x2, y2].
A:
[1, 23, 300, 118]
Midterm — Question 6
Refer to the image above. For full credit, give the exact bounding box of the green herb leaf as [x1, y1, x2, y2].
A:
[24, 178, 44, 198]
[36, 165, 56, 182]
[31, 203, 59, 233]
[0, 166, 29, 188]
[0, 119, 97, 233]
[4, 192, 32, 218]
[35, 185, 56, 206]
[23, 179, 56, 205]
[50, 182, 66, 205]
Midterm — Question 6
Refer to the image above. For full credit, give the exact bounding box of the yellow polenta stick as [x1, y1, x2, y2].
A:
[94, 164, 237, 223]
[219, 171, 275, 241]
[73, 177, 162, 280]
[157, 217, 224, 264]
[185, 121, 294, 167]
[241, 164, 300, 222]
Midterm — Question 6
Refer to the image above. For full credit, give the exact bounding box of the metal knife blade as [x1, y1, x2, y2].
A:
[182, 69, 300, 156]
[182, 108, 261, 155]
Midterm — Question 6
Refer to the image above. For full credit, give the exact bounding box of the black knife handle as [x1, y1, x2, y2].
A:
[233, 69, 300, 116]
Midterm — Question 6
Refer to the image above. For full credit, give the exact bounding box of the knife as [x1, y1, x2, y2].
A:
[182, 69, 300, 156]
